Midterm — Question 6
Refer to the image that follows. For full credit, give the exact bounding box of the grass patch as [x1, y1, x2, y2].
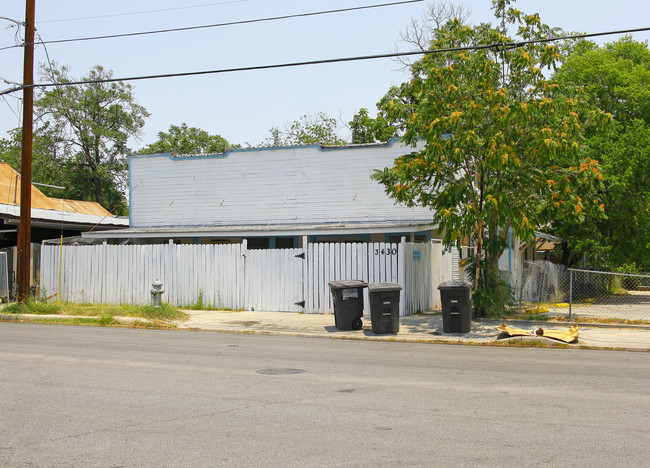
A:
[3, 315, 178, 329]
[3, 300, 60, 315]
[496, 338, 571, 349]
[183, 292, 210, 310]
[549, 316, 650, 326]
[181, 292, 244, 312]
[486, 309, 650, 326]
[182, 298, 242, 312]
[509, 313, 551, 321]
[116, 303, 188, 320]
[2, 300, 188, 321]
[5, 315, 117, 326]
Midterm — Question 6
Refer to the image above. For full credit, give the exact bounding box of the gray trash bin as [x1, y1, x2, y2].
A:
[438, 281, 472, 333]
[328, 280, 367, 331]
[368, 282, 402, 334]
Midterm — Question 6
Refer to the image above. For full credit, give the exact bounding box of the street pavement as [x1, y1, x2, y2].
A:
[175, 309, 650, 351]
[1, 324, 649, 467]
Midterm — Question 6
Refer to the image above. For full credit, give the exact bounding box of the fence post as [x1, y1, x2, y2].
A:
[568, 268, 573, 320]
[302, 236, 309, 313]
[399, 237, 406, 316]
[241, 239, 248, 310]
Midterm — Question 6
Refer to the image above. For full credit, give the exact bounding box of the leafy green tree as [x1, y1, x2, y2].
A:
[34, 63, 149, 215]
[0, 128, 65, 198]
[553, 37, 650, 268]
[372, 0, 610, 312]
[139, 123, 235, 155]
[265, 112, 347, 146]
[555, 37, 650, 126]
[349, 108, 397, 144]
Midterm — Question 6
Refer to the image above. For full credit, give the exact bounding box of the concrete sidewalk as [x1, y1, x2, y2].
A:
[175, 310, 650, 351]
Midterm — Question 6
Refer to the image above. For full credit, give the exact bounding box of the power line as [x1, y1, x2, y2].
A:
[13, 1, 425, 48]
[1, 94, 22, 123]
[38, 1, 249, 24]
[1, 25, 649, 96]
[0, 16, 23, 26]
[0, 16, 24, 52]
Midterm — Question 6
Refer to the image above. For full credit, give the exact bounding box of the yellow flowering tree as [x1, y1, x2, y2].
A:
[373, 0, 610, 312]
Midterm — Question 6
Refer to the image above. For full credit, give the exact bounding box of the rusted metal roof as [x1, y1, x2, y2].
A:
[0, 162, 114, 217]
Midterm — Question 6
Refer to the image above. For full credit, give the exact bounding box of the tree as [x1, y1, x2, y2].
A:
[395, 1, 472, 69]
[264, 112, 347, 146]
[34, 63, 149, 214]
[553, 37, 650, 268]
[372, 0, 610, 314]
[349, 108, 397, 144]
[555, 37, 650, 126]
[0, 128, 65, 198]
[139, 123, 235, 155]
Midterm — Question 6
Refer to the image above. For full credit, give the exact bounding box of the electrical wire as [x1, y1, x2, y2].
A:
[0, 16, 22, 27]
[0, 18, 23, 126]
[35, 31, 57, 79]
[0, 16, 24, 52]
[1, 25, 649, 96]
[1, 94, 22, 123]
[39, 0, 248, 23]
[13, 1, 425, 48]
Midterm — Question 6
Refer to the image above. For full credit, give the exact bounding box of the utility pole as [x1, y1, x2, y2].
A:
[17, 0, 35, 302]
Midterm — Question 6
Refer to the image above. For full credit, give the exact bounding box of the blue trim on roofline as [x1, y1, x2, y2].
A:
[127, 137, 410, 162]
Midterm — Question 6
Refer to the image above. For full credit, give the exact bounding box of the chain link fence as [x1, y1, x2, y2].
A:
[567, 269, 650, 321]
[510, 262, 650, 322]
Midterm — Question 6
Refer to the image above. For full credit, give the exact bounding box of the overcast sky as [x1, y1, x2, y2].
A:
[1, 0, 648, 149]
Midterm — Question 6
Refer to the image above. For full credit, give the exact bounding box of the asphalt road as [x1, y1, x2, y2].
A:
[1, 324, 648, 467]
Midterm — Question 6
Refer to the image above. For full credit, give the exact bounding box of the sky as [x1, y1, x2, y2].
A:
[1, 0, 649, 149]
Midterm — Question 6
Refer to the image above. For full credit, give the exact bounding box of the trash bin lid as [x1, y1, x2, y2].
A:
[367, 282, 402, 292]
[328, 280, 367, 290]
[438, 281, 472, 290]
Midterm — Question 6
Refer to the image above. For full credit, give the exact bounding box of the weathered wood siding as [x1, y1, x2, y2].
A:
[129, 140, 431, 228]
[41, 241, 453, 314]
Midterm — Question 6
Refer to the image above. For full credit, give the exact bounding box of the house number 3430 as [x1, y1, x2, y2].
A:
[375, 248, 398, 255]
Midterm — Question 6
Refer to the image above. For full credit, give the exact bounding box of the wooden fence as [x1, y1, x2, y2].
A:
[40, 240, 453, 315]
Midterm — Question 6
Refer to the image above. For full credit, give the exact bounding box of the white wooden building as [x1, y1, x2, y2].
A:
[84, 138, 438, 246]
[52, 139, 458, 313]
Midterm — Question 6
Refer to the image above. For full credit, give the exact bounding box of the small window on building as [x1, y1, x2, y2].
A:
[209, 239, 231, 244]
[414, 234, 428, 243]
[388, 235, 404, 244]
[275, 237, 295, 249]
[388, 234, 428, 244]
[247, 237, 270, 250]
[312, 236, 367, 244]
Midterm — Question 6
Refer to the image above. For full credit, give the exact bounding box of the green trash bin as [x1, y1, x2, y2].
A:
[328, 280, 367, 331]
[438, 281, 472, 333]
[368, 282, 402, 334]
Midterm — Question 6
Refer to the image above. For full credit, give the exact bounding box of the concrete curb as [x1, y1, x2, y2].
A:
[176, 324, 650, 351]
[0, 313, 152, 325]
[477, 318, 650, 330]
[2, 312, 648, 352]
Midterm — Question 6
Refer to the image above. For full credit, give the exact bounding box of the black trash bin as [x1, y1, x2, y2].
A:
[438, 281, 472, 333]
[368, 282, 402, 334]
[328, 280, 367, 331]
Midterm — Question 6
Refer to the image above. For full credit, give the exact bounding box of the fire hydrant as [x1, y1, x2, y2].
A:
[150, 279, 164, 307]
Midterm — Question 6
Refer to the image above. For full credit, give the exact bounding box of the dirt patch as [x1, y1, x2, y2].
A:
[227, 320, 261, 327]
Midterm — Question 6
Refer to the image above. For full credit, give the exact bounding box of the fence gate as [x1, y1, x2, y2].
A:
[244, 248, 305, 312]
[303, 242, 402, 314]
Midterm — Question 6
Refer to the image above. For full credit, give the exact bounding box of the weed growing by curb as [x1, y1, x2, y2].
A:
[2, 300, 188, 321]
